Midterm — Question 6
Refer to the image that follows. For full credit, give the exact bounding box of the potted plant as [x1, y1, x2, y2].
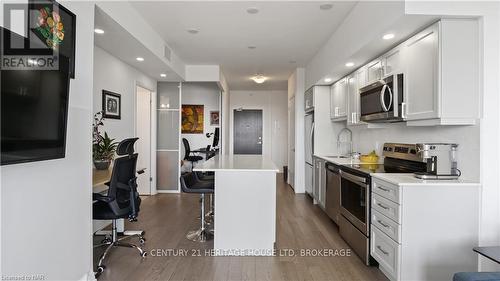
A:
[93, 111, 118, 170]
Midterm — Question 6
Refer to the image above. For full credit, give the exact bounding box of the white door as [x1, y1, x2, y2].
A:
[136, 86, 152, 195]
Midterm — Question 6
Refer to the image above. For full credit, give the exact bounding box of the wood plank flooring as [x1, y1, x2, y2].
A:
[95, 174, 387, 281]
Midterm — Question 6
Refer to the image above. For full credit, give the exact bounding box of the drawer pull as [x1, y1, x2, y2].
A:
[377, 203, 390, 210]
[377, 220, 390, 228]
[378, 186, 391, 192]
[377, 245, 389, 256]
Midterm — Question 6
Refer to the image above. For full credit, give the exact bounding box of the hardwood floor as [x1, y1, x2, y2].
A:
[95, 175, 388, 281]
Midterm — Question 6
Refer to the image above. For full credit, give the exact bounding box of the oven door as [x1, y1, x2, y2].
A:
[359, 74, 403, 122]
[340, 170, 370, 235]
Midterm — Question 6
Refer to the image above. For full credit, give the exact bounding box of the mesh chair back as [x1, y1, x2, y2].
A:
[182, 138, 191, 160]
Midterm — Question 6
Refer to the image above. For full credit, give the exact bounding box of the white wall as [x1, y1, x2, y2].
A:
[1, 2, 95, 280]
[181, 82, 220, 157]
[229, 91, 288, 172]
[93, 46, 157, 142]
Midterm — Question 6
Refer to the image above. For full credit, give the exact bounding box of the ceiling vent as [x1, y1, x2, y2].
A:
[163, 45, 172, 62]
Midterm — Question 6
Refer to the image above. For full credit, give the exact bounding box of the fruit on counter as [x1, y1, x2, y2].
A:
[360, 150, 379, 163]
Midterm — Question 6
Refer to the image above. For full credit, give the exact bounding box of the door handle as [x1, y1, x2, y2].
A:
[380, 84, 393, 112]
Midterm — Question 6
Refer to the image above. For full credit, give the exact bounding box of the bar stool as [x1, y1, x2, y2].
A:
[180, 172, 214, 242]
[194, 172, 215, 227]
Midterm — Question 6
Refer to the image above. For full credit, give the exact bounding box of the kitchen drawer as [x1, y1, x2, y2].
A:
[373, 178, 400, 204]
[371, 225, 400, 281]
[372, 209, 401, 243]
[372, 193, 401, 224]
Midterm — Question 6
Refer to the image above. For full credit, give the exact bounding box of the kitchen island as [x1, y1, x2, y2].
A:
[193, 155, 279, 256]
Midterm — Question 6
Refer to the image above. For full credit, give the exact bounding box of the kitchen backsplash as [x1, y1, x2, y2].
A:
[349, 123, 480, 181]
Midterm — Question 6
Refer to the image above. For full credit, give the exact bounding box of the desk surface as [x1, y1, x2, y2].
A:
[473, 246, 500, 264]
[93, 167, 112, 194]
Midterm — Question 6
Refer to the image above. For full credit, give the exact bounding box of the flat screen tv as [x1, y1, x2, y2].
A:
[1, 27, 71, 165]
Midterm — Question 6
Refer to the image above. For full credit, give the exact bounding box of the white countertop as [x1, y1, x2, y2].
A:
[314, 154, 384, 165]
[193, 155, 279, 172]
[315, 154, 479, 186]
[371, 173, 479, 186]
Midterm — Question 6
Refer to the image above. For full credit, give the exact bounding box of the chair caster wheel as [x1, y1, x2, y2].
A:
[141, 251, 147, 258]
[139, 238, 146, 244]
[101, 238, 111, 244]
[95, 265, 105, 277]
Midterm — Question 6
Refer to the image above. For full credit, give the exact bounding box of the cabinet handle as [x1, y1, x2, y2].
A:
[378, 186, 391, 192]
[377, 220, 390, 228]
[377, 245, 389, 256]
[377, 203, 390, 210]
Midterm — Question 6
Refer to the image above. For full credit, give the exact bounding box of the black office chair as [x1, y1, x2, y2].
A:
[93, 138, 146, 276]
[183, 138, 203, 170]
[180, 172, 214, 242]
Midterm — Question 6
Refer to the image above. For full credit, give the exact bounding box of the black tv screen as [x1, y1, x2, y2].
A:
[1, 28, 71, 165]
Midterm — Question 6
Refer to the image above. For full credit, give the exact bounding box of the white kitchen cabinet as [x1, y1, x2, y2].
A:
[366, 59, 383, 83]
[403, 20, 480, 125]
[330, 78, 347, 121]
[312, 157, 326, 208]
[346, 70, 367, 126]
[370, 176, 479, 281]
[382, 46, 403, 76]
[319, 158, 326, 209]
[304, 87, 314, 113]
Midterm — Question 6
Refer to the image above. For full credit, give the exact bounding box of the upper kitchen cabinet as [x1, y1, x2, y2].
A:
[403, 20, 480, 126]
[382, 45, 403, 76]
[304, 87, 314, 113]
[366, 59, 383, 83]
[330, 78, 347, 121]
[346, 71, 365, 126]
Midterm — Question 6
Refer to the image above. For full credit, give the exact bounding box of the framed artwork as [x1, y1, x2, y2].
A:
[182, 105, 204, 134]
[29, 0, 76, 78]
[102, 90, 121, 119]
[210, 111, 220, 126]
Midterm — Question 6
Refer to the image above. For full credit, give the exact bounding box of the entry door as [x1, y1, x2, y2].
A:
[233, 109, 263, 154]
[136, 86, 152, 195]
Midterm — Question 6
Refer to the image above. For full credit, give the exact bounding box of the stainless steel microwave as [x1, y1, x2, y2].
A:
[359, 73, 404, 123]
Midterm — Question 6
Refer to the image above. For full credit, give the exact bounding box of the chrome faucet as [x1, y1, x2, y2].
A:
[337, 127, 353, 157]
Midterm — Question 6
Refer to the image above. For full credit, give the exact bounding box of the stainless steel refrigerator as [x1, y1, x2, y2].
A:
[304, 113, 314, 195]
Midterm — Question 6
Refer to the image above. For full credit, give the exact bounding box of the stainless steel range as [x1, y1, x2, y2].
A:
[338, 143, 427, 265]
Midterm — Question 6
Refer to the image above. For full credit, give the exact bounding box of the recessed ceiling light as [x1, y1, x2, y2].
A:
[251, 74, 267, 84]
[160, 73, 167, 78]
[324, 78, 332, 83]
[383, 33, 395, 40]
[136, 57, 144, 62]
[248, 46, 257, 50]
[94, 28, 104, 34]
[319, 3, 334, 10]
[246, 7, 259, 14]
[187, 28, 199, 34]
[345, 62, 355, 67]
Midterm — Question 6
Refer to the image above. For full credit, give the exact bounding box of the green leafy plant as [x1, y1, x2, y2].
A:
[93, 132, 118, 161]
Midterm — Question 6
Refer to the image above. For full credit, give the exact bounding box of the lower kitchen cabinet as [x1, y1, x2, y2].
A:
[312, 157, 326, 208]
[370, 176, 480, 281]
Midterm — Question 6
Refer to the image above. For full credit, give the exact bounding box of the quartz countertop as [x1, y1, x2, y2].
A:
[193, 155, 279, 172]
[371, 173, 479, 186]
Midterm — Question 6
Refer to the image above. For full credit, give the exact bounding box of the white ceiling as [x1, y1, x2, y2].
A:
[131, 1, 357, 90]
[94, 7, 182, 82]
